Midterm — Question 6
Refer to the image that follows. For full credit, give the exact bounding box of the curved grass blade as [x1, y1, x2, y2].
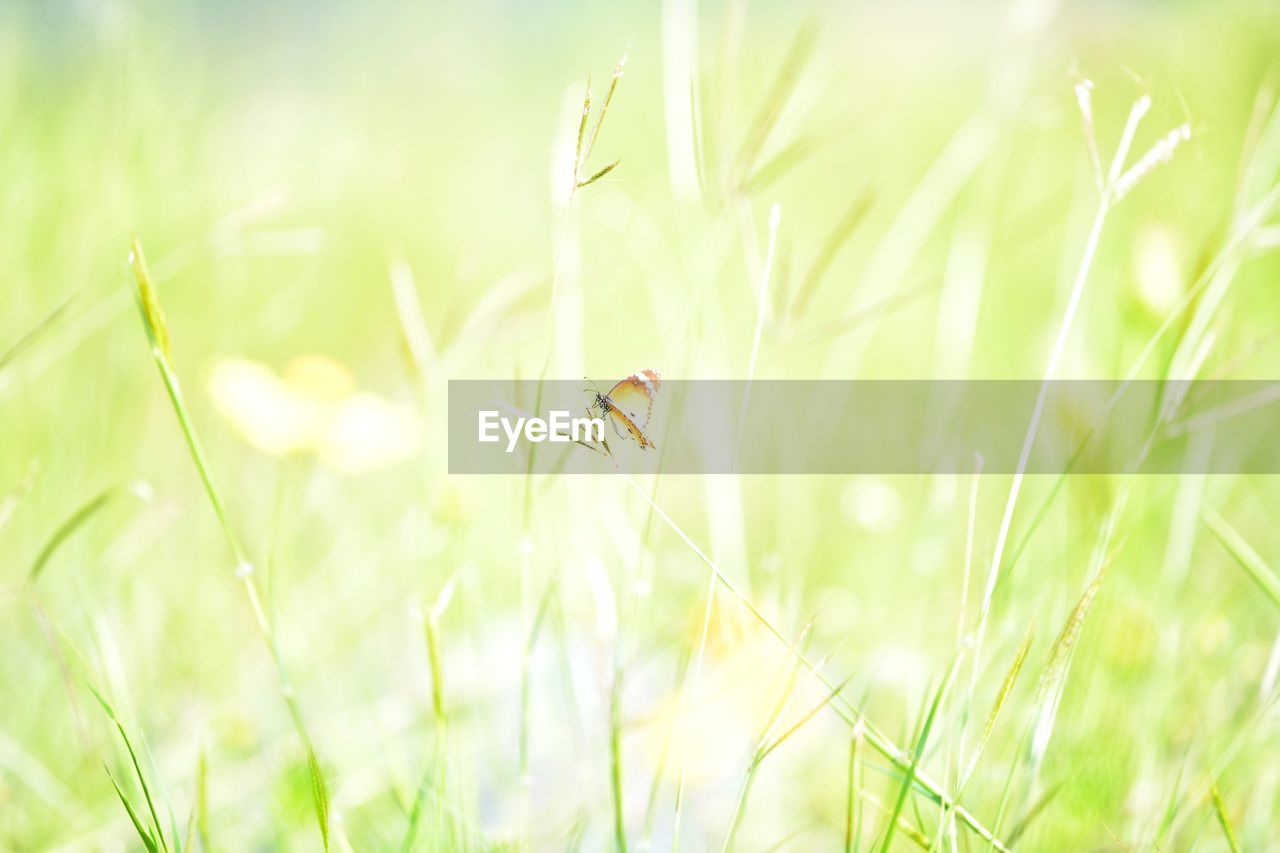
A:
[89, 684, 168, 852]
[129, 238, 330, 850]
[307, 748, 330, 853]
[28, 488, 114, 584]
[106, 764, 159, 853]
[790, 191, 874, 318]
[1204, 507, 1280, 610]
[0, 293, 76, 371]
[1211, 782, 1242, 853]
[880, 657, 960, 853]
[576, 158, 620, 189]
[845, 726, 861, 853]
[197, 748, 211, 851]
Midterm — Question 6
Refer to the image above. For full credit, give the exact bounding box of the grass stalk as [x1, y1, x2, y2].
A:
[609, 667, 627, 853]
[128, 238, 330, 851]
[970, 88, 1166, 716]
[1210, 783, 1242, 853]
[880, 656, 960, 853]
[1203, 507, 1280, 609]
[845, 725, 862, 853]
[404, 579, 455, 850]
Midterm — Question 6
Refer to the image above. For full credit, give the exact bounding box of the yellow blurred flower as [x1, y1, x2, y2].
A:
[207, 354, 423, 473]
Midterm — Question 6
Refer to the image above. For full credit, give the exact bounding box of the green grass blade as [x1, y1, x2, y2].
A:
[520, 579, 555, 776]
[129, 238, 171, 358]
[576, 158, 620, 189]
[791, 191, 874, 318]
[183, 748, 208, 852]
[881, 658, 959, 853]
[981, 626, 1034, 749]
[1004, 779, 1065, 847]
[196, 748, 210, 851]
[86, 683, 167, 851]
[129, 238, 330, 850]
[584, 56, 625, 168]
[610, 670, 627, 853]
[27, 488, 114, 584]
[845, 727, 861, 853]
[307, 748, 331, 852]
[404, 596, 452, 852]
[120, 722, 168, 853]
[129, 241, 247, 567]
[742, 136, 820, 194]
[732, 23, 817, 184]
[0, 292, 76, 372]
[106, 765, 159, 853]
[757, 671, 856, 764]
[574, 77, 592, 178]
[1204, 507, 1280, 609]
[1211, 783, 1242, 853]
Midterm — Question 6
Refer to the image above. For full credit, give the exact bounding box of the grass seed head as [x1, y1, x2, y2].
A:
[129, 238, 171, 359]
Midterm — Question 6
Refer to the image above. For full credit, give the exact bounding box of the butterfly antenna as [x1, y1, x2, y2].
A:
[583, 376, 609, 408]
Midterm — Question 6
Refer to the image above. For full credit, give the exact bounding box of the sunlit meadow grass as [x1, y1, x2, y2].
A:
[3, 1, 1280, 850]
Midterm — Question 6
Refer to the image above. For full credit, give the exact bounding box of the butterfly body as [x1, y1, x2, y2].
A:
[592, 369, 661, 450]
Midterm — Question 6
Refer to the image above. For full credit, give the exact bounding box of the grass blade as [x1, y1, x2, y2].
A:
[576, 158, 621, 189]
[122, 723, 168, 853]
[198, 747, 210, 851]
[981, 626, 1033, 752]
[757, 671, 855, 765]
[307, 748, 330, 853]
[128, 238, 329, 850]
[574, 77, 592, 178]
[185, 747, 210, 852]
[880, 657, 960, 852]
[571, 54, 625, 196]
[105, 765, 159, 853]
[742, 137, 820, 194]
[88, 684, 168, 852]
[27, 488, 114, 584]
[1211, 782, 1242, 853]
[129, 239, 171, 359]
[845, 726, 862, 853]
[585, 56, 626, 168]
[723, 644, 843, 852]
[1204, 506, 1280, 609]
[0, 293, 76, 372]
[732, 24, 816, 185]
[404, 581, 456, 851]
[1031, 556, 1109, 761]
[790, 191, 874, 319]
[610, 668, 627, 853]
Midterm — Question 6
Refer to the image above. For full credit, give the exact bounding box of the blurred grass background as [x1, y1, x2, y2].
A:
[3, 0, 1280, 849]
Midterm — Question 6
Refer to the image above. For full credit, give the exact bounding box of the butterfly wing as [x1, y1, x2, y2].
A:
[604, 405, 653, 448]
[602, 369, 661, 449]
[606, 370, 661, 429]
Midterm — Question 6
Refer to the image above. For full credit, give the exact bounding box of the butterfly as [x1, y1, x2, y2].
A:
[590, 369, 662, 450]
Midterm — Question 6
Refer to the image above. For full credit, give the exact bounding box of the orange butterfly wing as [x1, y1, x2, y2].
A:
[602, 369, 661, 449]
